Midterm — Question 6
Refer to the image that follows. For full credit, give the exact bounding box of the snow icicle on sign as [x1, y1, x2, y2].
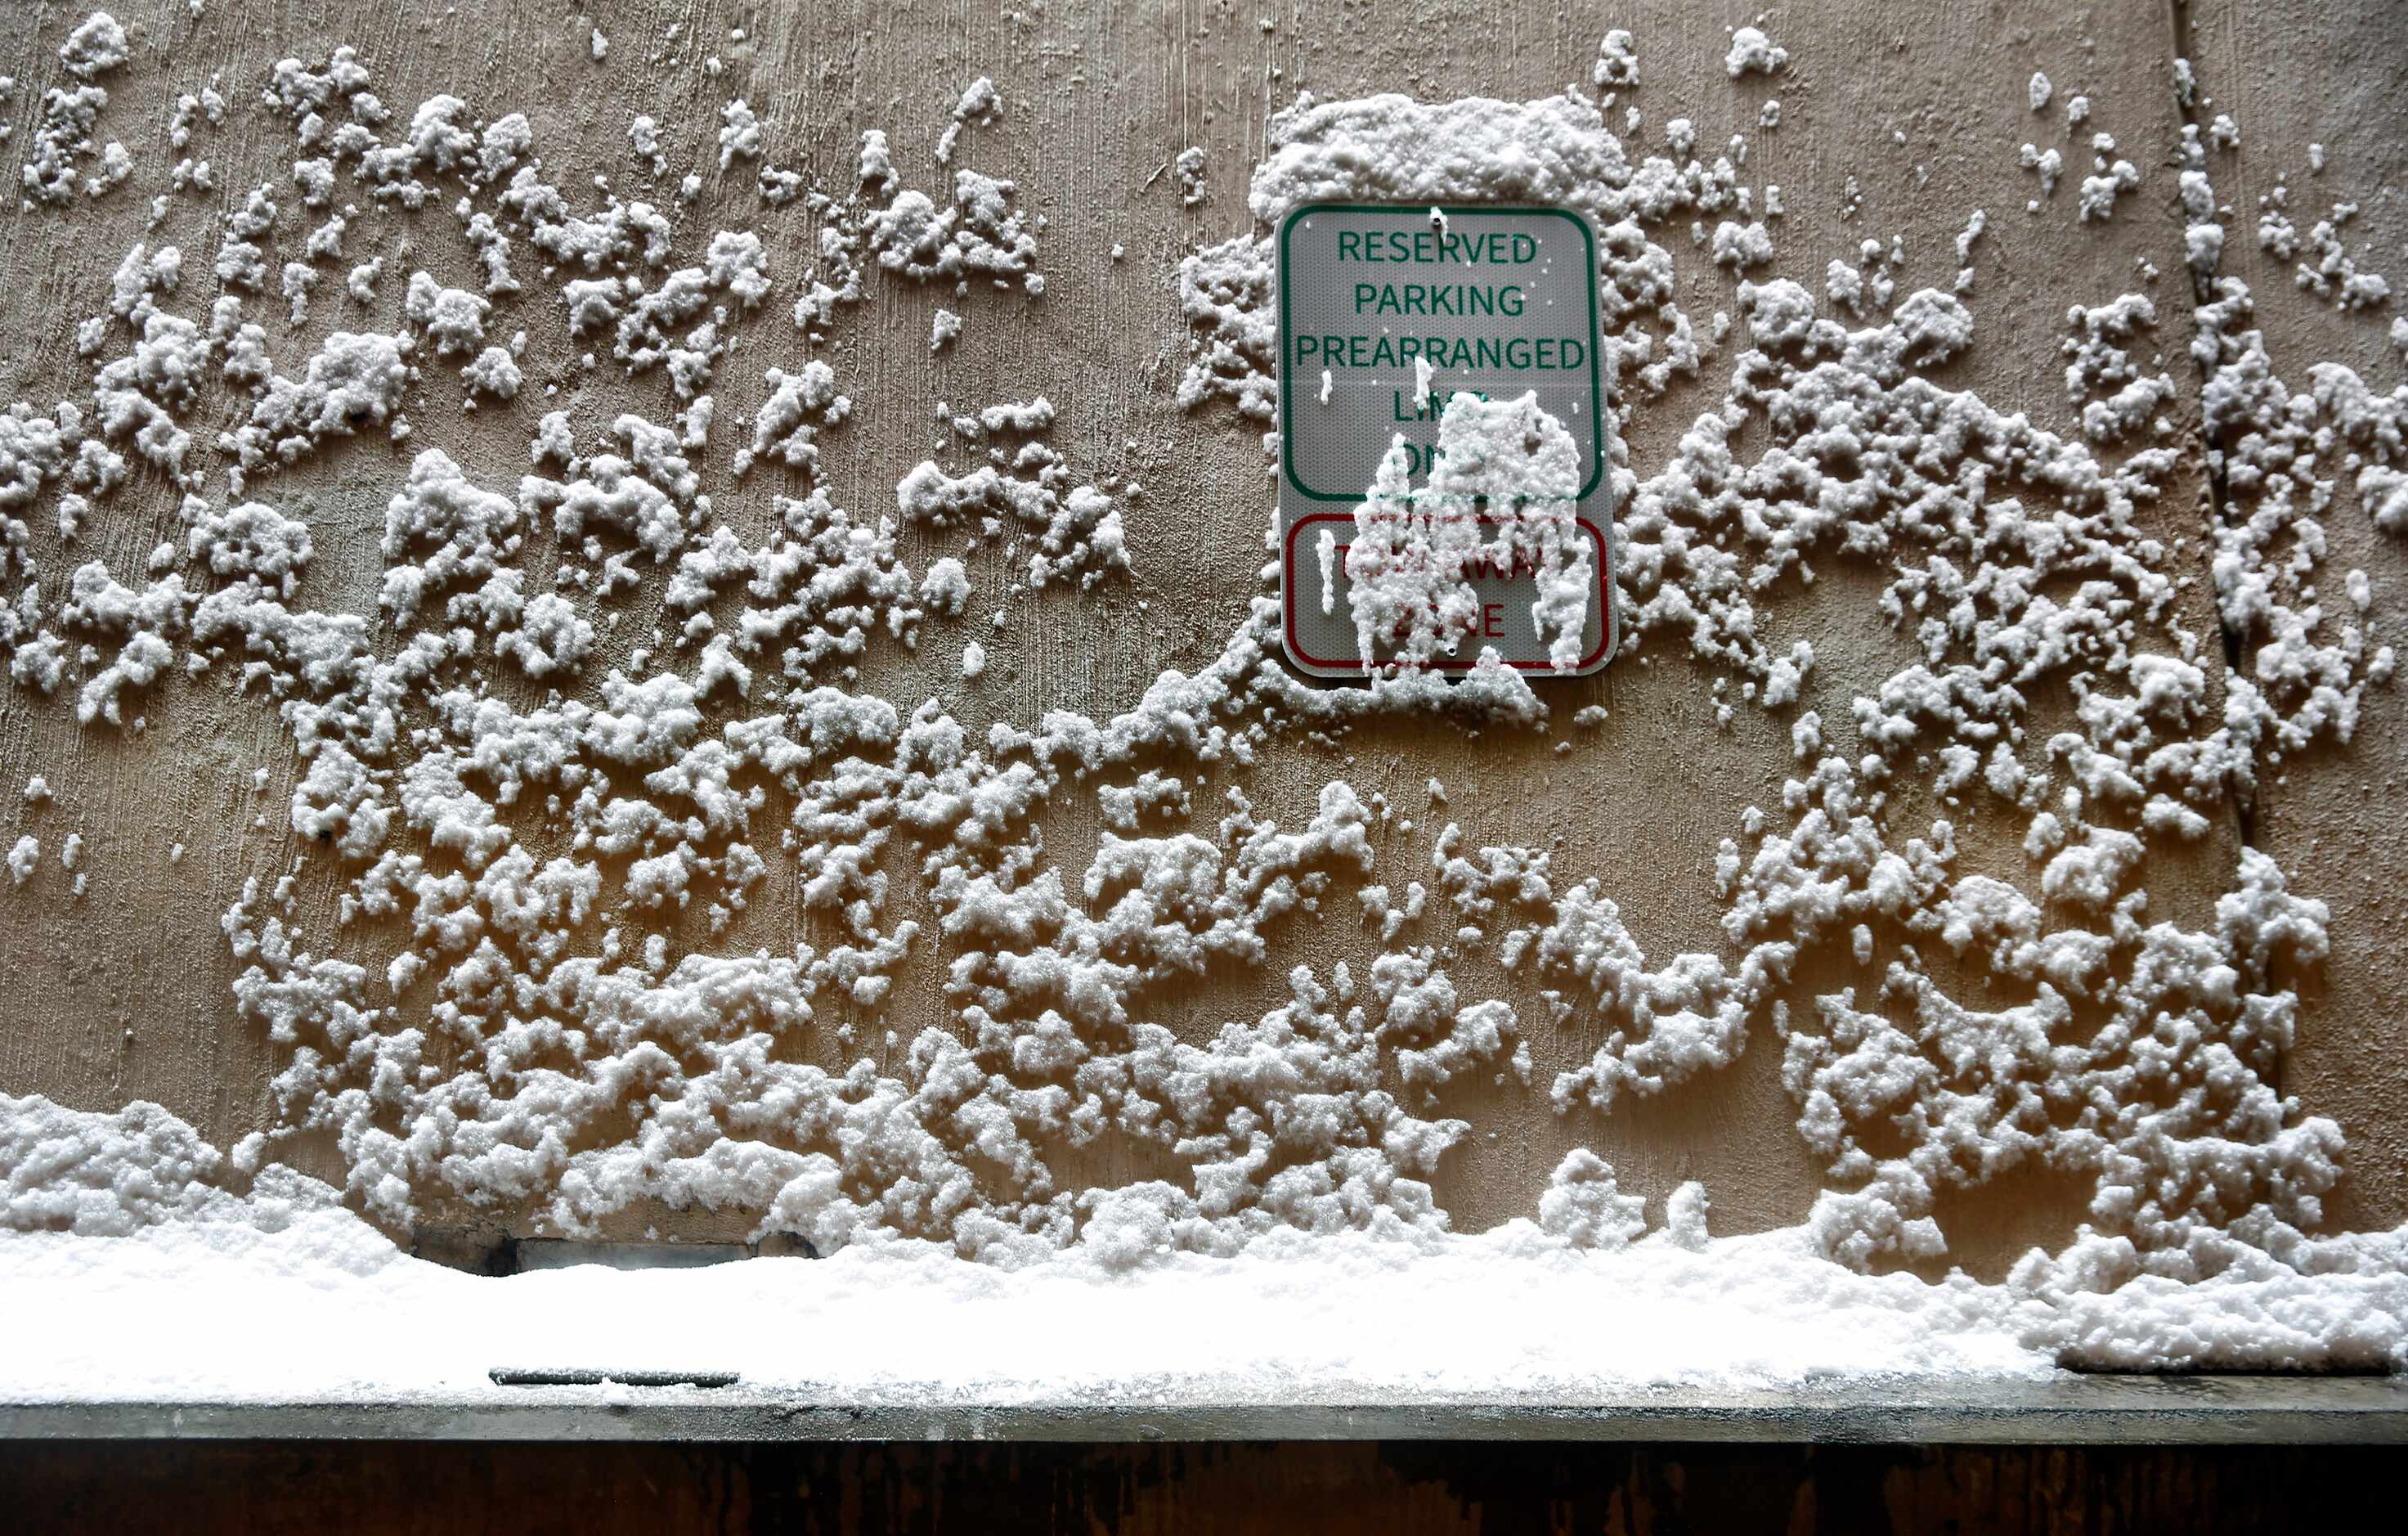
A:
[1277, 204, 1617, 677]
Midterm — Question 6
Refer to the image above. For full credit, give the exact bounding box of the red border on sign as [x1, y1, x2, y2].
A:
[1282, 511, 1615, 672]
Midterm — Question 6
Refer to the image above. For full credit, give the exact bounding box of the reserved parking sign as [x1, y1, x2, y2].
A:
[1276, 204, 1617, 677]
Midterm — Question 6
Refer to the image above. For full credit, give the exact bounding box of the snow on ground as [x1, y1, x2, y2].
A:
[9, 1185, 2403, 1403]
[5, 1094, 2403, 1401]
[0, 1208, 2055, 1404]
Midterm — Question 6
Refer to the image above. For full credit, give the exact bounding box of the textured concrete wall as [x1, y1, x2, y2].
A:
[0, 0, 2401, 1272]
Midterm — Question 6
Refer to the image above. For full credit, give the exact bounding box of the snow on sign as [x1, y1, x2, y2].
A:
[1277, 203, 1617, 678]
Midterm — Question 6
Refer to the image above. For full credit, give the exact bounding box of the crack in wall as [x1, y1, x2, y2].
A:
[2166, 0, 2257, 850]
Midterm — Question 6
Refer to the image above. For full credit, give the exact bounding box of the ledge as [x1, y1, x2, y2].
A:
[6, 1375, 2406, 1444]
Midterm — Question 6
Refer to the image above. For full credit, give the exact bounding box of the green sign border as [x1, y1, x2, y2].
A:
[1276, 202, 1607, 503]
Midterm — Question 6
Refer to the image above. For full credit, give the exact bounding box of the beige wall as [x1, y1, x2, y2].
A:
[1, 0, 2401, 1270]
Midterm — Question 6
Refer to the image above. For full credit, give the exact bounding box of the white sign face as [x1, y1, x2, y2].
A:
[1276, 203, 1617, 678]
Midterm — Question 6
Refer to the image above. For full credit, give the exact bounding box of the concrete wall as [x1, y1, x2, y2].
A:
[0, 0, 2401, 1271]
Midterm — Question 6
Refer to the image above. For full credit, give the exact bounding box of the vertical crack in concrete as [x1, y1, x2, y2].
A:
[2165, 0, 2257, 848]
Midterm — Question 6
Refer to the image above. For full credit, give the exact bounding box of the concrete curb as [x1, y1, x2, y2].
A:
[6, 1375, 2406, 1444]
